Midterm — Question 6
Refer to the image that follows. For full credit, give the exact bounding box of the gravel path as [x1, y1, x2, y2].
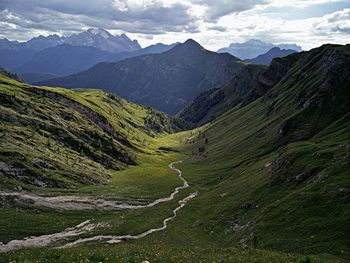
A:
[0, 161, 197, 252]
[0, 161, 188, 211]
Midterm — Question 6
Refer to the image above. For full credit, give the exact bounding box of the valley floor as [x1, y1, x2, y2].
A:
[0, 132, 348, 262]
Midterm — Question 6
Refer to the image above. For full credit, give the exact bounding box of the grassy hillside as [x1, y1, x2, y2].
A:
[175, 44, 350, 258]
[0, 74, 187, 189]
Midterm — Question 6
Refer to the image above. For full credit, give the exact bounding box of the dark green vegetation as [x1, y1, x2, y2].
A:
[0, 44, 349, 263]
[1, 246, 342, 263]
[37, 39, 246, 115]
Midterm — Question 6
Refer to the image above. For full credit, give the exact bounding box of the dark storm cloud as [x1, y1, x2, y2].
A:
[0, 0, 199, 40]
[192, 0, 270, 21]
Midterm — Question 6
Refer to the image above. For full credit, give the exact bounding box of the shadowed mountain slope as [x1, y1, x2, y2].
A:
[179, 51, 300, 124]
[37, 39, 246, 115]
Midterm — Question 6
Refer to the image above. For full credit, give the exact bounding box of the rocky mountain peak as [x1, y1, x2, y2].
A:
[86, 28, 112, 38]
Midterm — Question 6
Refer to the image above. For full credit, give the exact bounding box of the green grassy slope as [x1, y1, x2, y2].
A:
[173, 44, 350, 258]
[0, 75, 188, 189]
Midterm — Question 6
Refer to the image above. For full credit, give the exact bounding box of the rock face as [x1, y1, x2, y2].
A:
[37, 39, 245, 115]
[64, 28, 141, 53]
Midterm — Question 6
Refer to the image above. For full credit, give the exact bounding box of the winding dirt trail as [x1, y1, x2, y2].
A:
[0, 161, 188, 211]
[60, 191, 197, 248]
[0, 161, 197, 252]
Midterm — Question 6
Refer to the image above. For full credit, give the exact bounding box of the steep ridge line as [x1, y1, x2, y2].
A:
[0, 161, 188, 211]
[0, 161, 198, 252]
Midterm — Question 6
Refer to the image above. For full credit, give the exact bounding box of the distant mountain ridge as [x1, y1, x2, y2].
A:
[36, 39, 246, 115]
[0, 28, 140, 53]
[0, 29, 179, 80]
[15, 42, 179, 81]
[0, 28, 141, 71]
[218, 39, 302, 59]
[15, 44, 117, 76]
[20, 72, 59, 84]
[246, 47, 298, 65]
[64, 28, 141, 53]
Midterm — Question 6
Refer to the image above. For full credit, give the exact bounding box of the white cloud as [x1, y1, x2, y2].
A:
[192, 0, 270, 21]
[314, 8, 350, 33]
[0, 0, 199, 39]
[0, 0, 349, 51]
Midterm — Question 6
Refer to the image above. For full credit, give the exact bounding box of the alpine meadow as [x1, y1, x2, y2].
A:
[0, 1, 349, 262]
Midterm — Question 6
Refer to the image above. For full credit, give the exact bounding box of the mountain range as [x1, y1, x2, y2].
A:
[218, 39, 302, 59]
[64, 28, 141, 53]
[0, 28, 140, 53]
[0, 29, 180, 82]
[0, 30, 303, 92]
[0, 28, 140, 74]
[37, 39, 246, 115]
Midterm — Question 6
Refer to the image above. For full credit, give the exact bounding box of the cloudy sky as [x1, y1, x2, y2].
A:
[0, 0, 349, 51]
